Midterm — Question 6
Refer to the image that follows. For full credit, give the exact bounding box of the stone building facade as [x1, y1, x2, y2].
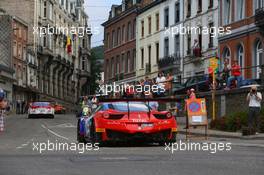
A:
[0, 0, 91, 108]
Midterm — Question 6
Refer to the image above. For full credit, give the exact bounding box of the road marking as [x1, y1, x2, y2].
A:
[21, 143, 28, 146]
[50, 123, 76, 128]
[41, 124, 69, 140]
[101, 157, 128, 160]
[16, 146, 23, 149]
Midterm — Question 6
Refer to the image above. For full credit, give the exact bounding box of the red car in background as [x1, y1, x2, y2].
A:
[54, 104, 66, 114]
[77, 101, 177, 145]
[28, 102, 55, 118]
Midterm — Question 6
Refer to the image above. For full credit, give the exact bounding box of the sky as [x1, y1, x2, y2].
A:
[84, 0, 122, 48]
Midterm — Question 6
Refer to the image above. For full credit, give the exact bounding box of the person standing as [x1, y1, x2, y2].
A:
[226, 59, 242, 89]
[0, 88, 8, 132]
[247, 86, 262, 134]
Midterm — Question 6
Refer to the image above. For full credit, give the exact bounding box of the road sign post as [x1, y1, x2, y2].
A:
[209, 57, 218, 121]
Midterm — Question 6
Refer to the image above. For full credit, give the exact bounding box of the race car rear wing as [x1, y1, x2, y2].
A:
[98, 98, 180, 119]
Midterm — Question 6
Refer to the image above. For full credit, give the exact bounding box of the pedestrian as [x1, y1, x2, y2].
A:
[221, 58, 231, 87]
[225, 59, 242, 89]
[0, 88, 8, 132]
[165, 73, 173, 96]
[156, 72, 166, 97]
[247, 85, 262, 135]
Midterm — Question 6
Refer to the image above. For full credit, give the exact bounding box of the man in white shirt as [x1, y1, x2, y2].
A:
[246, 86, 262, 134]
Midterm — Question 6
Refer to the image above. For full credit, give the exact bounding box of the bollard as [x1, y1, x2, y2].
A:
[0, 110, 4, 132]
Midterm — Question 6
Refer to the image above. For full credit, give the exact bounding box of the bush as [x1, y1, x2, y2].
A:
[210, 111, 264, 132]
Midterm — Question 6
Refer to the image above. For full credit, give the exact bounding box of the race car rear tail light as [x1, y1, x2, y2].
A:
[108, 114, 124, 120]
[153, 113, 172, 119]
[166, 112, 172, 119]
[153, 114, 167, 119]
[103, 112, 110, 119]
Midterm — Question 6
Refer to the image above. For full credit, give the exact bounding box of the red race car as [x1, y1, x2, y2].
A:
[77, 101, 177, 145]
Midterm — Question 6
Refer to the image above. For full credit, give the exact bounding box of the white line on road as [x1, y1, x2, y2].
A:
[41, 124, 69, 140]
[101, 157, 129, 160]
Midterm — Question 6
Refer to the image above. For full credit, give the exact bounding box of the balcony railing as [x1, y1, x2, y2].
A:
[158, 53, 181, 69]
[255, 7, 264, 29]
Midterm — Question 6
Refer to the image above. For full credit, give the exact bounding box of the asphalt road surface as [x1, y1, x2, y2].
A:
[0, 114, 263, 175]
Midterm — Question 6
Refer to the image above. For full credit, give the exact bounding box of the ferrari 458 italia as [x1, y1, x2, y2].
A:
[77, 101, 177, 145]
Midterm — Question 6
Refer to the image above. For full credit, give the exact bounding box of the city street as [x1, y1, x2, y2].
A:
[0, 114, 263, 175]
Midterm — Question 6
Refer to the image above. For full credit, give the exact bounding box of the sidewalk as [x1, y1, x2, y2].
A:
[176, 117, 264, 140]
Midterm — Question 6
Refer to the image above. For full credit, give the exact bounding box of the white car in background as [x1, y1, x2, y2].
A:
[28, 102, 55, 118]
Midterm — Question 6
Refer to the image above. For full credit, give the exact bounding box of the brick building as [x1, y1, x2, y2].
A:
[219, 0, 264, 79]
[12, 16, 31, 105]
[102, 0, 153, 84]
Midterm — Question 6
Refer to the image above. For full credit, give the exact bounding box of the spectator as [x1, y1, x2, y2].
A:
[91, 95, 98, 109]
[156, 72, 166, 96]
[222, 58, 231, 86]
[247, 86, 262, 135]
[165, 73, 173, 95]
[226, 59, 242, 89]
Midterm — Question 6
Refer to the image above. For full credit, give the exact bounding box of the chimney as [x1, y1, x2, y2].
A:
[122, 0, 125, 11]
[111, 6, 116, 18]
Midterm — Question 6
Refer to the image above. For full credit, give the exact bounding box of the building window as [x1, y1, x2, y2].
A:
[187, 0, 191, 18]
[49, 3, 53, 20]
[198, 0, 202, 13]
[13, 41, 17, 57]
[82, 57, 86, 70]
[254, 40, 263, 78]
[112, 30, 115, 47]
[164, 8, 169, 28]
[236, 0, 245, 21]
[121, 54, 125, 73]
[187, 32, 191, 55]
[255, 0, 264, 10]
[106, 33, 110, 49]
[133, 19, 136, 39]
[148, 16, 151, 35]
[116, 55, 120, 74]
[122, 25, 125, 42]
[198, 26, 202, 51]
[208, 0, 213, 8]
[43, 35, 47, 47]
[223, 0, 231, 25]
[141, 48, 144, 69]
[155, 13, 159, 31]
[148, 45, 151, 67]
[237, 44, 244, 74]
[127, 22, 131, 41]
[174, 34, 180, 56]
[132, 49, 136, 71]
[117, 27, 121, 45]
[156, 42, 159, 64]
[164, 37, 169, 57]
[208, 22, 214, 48]
[141, 20, 144, 38]
[175, 2, 180, 24]
[44, 1, 47, 18]
[126, 51, 130, 73]
[111, 58, 114, 77]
